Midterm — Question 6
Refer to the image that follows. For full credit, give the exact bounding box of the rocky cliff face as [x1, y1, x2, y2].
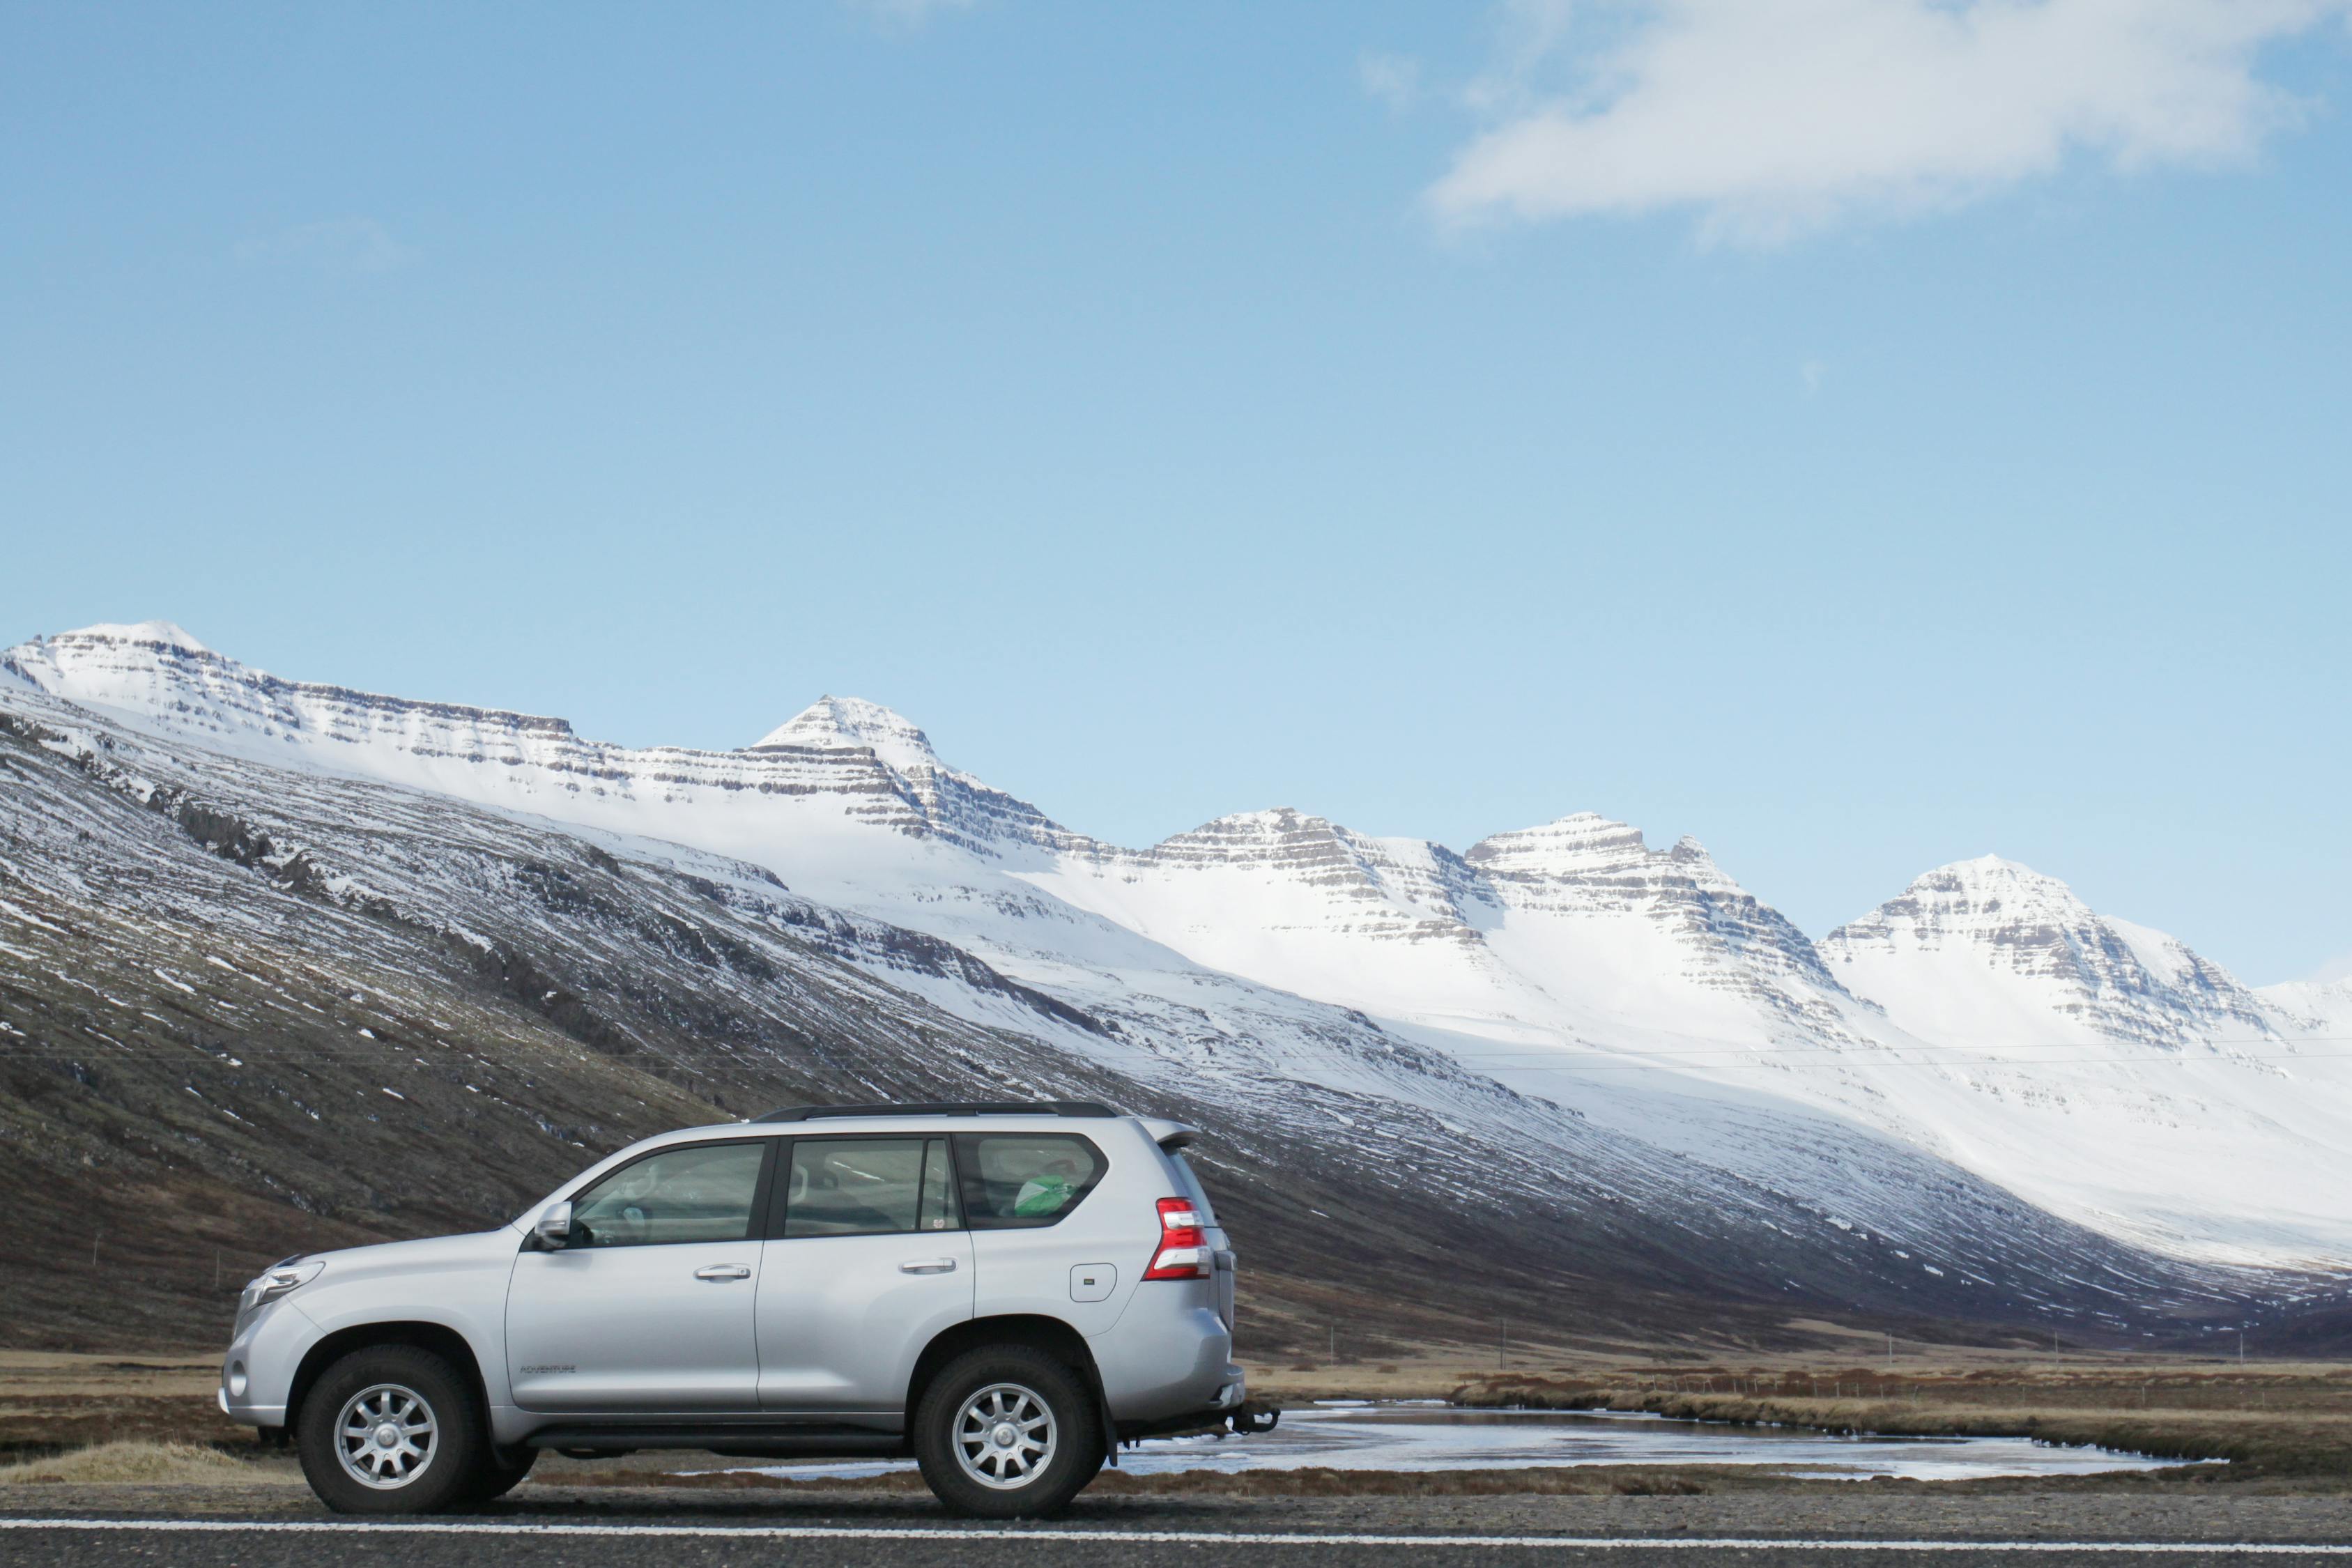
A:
[1465, 813, 1857, 1029]
[1466, 816, 1831, 978]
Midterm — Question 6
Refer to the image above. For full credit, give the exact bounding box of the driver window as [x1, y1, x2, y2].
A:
[569, 1142, 765, 1248]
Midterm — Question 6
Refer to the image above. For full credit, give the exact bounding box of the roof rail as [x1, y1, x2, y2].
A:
[751, 1100, 1122, 1123]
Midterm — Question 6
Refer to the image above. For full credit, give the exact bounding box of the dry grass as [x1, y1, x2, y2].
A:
[0, 1352, 248, 1458]
[0, 1439, 277, 1486]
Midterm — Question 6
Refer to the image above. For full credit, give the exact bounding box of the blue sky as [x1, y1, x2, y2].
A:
[4, 1, 2349, 982]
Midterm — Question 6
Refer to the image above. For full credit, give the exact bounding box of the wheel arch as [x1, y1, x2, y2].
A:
[905, 1313, 1104, 1423]
[285, 1321, 493, 1437]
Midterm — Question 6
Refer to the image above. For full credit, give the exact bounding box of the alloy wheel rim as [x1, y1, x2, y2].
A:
[951, 1381, 1056, 1490]
[333, 1382, 438, 1489]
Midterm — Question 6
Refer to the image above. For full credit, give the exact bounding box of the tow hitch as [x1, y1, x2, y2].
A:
[1114, 1401, 1281, 1459]
[1228, 1402, 1280, 1435]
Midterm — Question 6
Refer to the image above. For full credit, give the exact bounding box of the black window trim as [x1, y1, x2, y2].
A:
[952, 1130, 1107, 1231]
[559, 1136, 780, 1251]
[762, 1132, 967, 1242]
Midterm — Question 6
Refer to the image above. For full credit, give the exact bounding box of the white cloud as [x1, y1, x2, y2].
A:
[1429, 0, 2350, 244]
[1360, 50, 1425, 112]
[235, 218, 413, 274]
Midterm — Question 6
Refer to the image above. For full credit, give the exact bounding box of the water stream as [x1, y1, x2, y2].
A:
[715, 1401, 2206, 1484]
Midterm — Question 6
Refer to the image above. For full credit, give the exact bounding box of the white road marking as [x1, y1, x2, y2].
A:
[0, 1519, 2348, 1553]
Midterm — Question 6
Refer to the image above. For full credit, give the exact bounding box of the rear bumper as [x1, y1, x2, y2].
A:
[1091, 1298, 1239, 1424]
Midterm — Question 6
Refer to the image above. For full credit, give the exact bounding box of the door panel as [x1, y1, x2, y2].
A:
[507, 1243, 763, 1411]
[505, 1137, 771, 1413]
[755, 1135, 972, 1414]
[754, 1231, 974, 1413]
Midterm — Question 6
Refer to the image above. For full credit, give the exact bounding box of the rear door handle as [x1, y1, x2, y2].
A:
[899, 1258, 958, 1275]
[694, 1264, 752, 1282]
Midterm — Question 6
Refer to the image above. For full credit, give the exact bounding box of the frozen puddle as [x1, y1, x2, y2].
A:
[706, 1402, 2206, 1484]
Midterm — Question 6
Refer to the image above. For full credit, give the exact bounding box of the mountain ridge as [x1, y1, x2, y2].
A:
[19, 675, 2326, 1351]
[8, 620, 2349, 1271]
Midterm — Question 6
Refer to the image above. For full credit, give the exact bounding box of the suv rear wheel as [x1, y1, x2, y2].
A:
[912, 1346, 1102, 1519]
[295, 1345, 486, 1514]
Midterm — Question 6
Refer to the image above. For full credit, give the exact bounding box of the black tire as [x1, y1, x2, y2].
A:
[295, 1345, 487, 1514]
[912, 1345, 1103, 1519]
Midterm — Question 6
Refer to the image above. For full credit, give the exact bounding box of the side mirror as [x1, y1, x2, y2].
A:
[533, 1201, 573, 1250]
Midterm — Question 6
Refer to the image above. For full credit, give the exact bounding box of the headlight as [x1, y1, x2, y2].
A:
[240, 1259, 323, 1314]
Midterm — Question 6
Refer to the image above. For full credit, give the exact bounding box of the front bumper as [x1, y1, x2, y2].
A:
[218, 1296, 321, 1429]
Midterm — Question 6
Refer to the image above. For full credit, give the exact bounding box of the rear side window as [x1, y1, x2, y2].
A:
[954, 1133, 1104, 1229]
[783, 1137, 958, 1238]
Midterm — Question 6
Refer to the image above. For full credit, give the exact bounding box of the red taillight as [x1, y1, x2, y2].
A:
[1144, 1196, 1210, 1280]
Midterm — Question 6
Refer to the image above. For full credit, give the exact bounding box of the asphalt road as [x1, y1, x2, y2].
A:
[8, 1513, 2352, 1566]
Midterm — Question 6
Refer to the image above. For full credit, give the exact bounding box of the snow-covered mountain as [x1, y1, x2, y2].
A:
[1027, 814, 2352, 1267]
[17, 631, 2281, 1351]
[6, 620, 2349, 1298]
[1821, 856, 2277, 1050]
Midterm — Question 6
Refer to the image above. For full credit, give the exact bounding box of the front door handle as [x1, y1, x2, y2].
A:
[694, 1263, 752, 1282]
[900, 1258, 958, 1275]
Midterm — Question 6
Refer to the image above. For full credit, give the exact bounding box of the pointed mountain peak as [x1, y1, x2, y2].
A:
[1834, 855, 2243, 989]
[1830, 856, 2093, 942]
[1829, 856, 2269, 1043]
[752, 695, 941, 771]
[1466, 811, 1648, 872]
[46, 620, 215, 655]
[1949, 853, 2040, 877]
[1665, 833, 1724, 870]
[1903, 854, 2087, 909]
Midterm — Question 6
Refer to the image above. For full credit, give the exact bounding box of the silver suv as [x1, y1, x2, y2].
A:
[220, 1102, 1252, 1518]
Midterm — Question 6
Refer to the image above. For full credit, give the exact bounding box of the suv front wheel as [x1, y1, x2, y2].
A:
[295, 1345, 488, 1514]
[912, 1346, 1103, 1518]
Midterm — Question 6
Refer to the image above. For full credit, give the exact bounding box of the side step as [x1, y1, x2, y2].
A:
[523, 1425, 908, 1460]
